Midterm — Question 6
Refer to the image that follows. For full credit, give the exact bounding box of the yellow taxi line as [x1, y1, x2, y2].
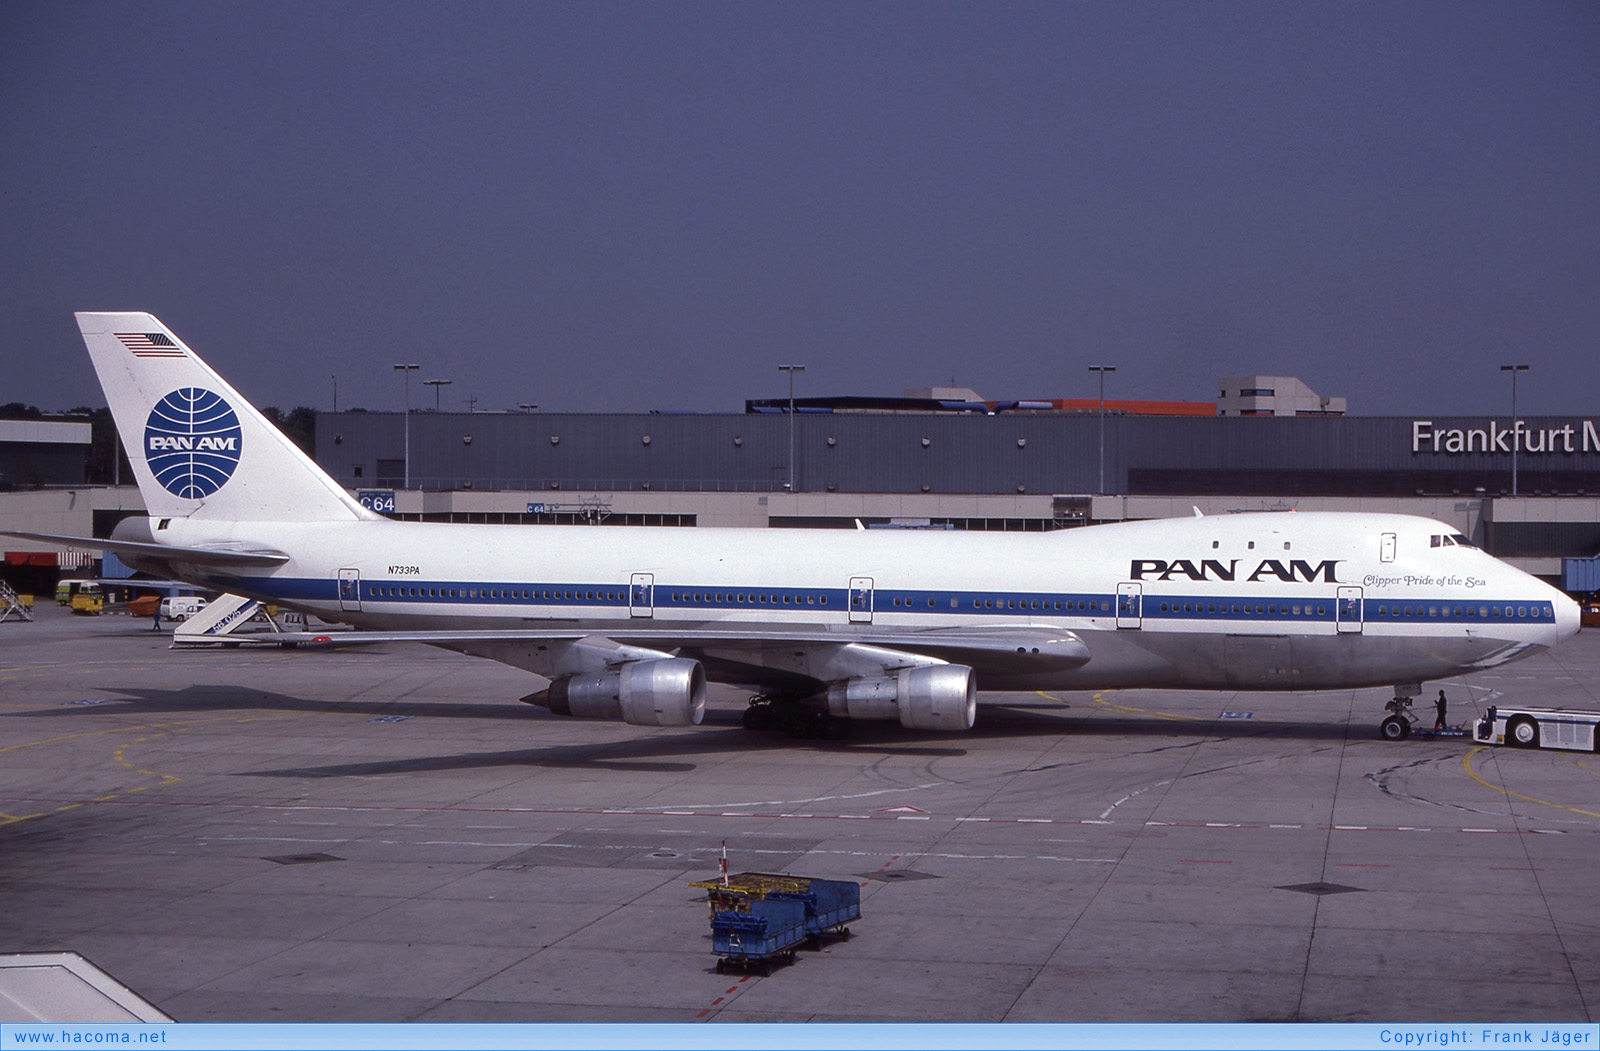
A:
[1461, 745, 1600, 819]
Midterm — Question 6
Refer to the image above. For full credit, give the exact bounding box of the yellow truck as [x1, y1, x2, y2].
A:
[64, 582, 104, 614]
[70, 590, 104, 615]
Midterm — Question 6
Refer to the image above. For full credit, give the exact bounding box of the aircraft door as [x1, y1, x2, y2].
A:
[1336, 586, 1363, 634]
[1116, 582, 1142, 629]
[849, 577, 874, 624]
[1380, 533, 1397, 563]
[338, 568, 361, 613]
[629, 573, 654, 618]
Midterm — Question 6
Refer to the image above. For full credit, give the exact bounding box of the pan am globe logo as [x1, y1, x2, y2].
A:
[144, 388, 244, 499]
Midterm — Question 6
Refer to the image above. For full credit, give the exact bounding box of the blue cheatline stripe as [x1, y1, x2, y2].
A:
[214, 575, 1554, 626]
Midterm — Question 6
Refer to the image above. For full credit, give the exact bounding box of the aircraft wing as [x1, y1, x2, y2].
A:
[217, 623, 1091, 676]
[0, 531, 290, 568]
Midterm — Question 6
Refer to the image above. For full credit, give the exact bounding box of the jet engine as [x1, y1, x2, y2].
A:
[824, 664, 976, 731]
[521, 657, 706, 727]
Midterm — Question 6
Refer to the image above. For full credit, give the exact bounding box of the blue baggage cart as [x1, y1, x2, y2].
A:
[767, 878, 861, 943]
[712, 898, 807, 975]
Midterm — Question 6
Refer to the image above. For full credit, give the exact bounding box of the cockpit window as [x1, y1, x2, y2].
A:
[1429, 534, 1478, 549]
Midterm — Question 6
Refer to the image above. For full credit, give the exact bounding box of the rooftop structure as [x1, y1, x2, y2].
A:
[1217, 376, 1346, 417]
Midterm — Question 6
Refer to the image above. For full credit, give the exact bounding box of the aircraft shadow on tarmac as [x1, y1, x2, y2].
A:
[7, 684, 1365, 781]
[15, 683, 1360, 743]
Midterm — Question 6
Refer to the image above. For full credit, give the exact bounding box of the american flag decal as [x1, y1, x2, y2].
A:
[115, 332, 186, 358]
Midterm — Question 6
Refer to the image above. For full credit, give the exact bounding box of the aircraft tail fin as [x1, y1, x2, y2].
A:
[76, 312, 376, 523]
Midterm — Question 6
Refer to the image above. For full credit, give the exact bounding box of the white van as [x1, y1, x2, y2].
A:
[159, 596, 208, 622]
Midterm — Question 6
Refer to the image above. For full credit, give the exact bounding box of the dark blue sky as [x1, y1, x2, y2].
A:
[3, 2, 1596, 416]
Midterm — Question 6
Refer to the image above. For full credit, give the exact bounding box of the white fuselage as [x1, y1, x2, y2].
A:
[148, 510, 1579, 694]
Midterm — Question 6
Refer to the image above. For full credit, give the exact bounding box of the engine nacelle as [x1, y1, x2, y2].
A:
[825, 664, 976, 732]
[522, 658, 706, 727]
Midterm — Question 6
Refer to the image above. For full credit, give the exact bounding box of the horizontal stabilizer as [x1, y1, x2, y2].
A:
[0, 530, 289, 567]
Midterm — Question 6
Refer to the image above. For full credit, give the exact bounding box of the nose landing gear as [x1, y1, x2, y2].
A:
[1379, 683, 1468, 741]
[1380, 696, 1415, 741]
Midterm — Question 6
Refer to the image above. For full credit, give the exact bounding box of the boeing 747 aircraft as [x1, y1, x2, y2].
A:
[8, 313, 1581, 740]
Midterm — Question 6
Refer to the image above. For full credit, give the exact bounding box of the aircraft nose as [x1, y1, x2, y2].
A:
[1551, 587, 1581, 641]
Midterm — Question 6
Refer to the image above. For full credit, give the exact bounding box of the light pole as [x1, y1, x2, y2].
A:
[778, 364, 805, 492]
[1500, 364, 1529, 496]
[424, 378, 452, 410]
[393, 363, 419, 488]
[1089, 365, 1116, 495]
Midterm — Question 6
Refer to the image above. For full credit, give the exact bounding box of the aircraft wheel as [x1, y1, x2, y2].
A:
[1380, 716, 1410, 741]
[820, 714, 851, 740]
[1507, 717, 1539, 749]
[715, 959, 724, 974]
[741, 705, 770, 731]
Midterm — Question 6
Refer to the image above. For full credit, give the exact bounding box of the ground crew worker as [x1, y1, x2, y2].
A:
[1434, 689, 1448, 730]
[151, 602, 163, 632]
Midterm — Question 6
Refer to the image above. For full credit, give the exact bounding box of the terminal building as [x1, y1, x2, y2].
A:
[4, 379, 1600, 588]
[0, 418, 92, 490]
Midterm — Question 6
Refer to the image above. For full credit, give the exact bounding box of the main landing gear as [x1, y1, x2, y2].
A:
[741, 696, 851, 740]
